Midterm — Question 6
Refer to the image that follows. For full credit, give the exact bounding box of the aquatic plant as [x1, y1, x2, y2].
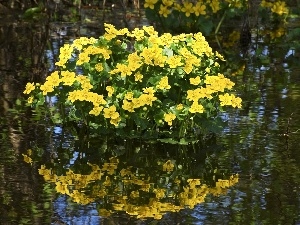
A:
[24, 24, 242, 139]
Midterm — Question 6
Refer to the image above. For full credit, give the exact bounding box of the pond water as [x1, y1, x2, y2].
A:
[1, 5, 300, 225]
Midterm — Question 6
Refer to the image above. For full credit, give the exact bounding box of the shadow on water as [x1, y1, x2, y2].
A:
[1, 1, 300, 224]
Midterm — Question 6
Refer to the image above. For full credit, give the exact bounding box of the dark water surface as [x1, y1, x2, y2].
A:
[1, 9, 300, 225]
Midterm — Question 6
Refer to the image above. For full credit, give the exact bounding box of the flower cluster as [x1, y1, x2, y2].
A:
[261, 0, 289, 16]
[144, 0, 289, 37]
[144, 0, 248, 18]
[24, 24, 242, 137]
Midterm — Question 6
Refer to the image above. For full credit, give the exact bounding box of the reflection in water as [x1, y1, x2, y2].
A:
[28, 141, 238, 220]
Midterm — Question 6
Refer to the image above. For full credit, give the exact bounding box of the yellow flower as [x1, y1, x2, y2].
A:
[216, 179, 230, 188]
[164, 112, 176, 125]
[159, 4, 171, 17]
[167, 55, 183, 68]
[210, 0, 220, 13]
[110, 116, 121, 126]
[89, 106, 103, 116]
[181, 2, 194, 17]
[231, 95, 242, 108]
[193, 2, 206, 16]
[122, 100, 135, 112]
[55, 44, 74, 68]
[61, 71, 76, 86]
[106, 86, 114, 97]
[162, 0, 174, 7]
[176, 104, 183, 110]
[77, 76, 93, 90]
[219, 93, 232, 106]
[144, 0, 158, 9]
[173, 3, 181, 11]
[143, 26, 158, 36]
[76, 52, 90, 65]
[189, 76, 201, 85]
[157, 76, 171, 90]
[134, 71, 143, 82]
[125, 92, 134, 100]
[189, 102, 204, 114]
[95, 63, 103, 72]
[40, 82, 54, 95]
[103, 105, 118, 119]
[23, 82, 35, 94]
[139, 93, 157, 106]
[143, 87, 155, 95]
[27, 96, 34, 104]
[129, 27, 145, 41]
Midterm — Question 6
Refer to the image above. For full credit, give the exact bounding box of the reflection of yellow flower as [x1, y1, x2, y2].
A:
[102, 162, 118, 175]
[162, 160, 175, 172]
[130, 190, 140, 198]
[55, 181, 69, 195]
[271, 1, 289, 15]
[22, 154, 33, 164]
[261, 0, 272, 8]
[187, 179, 201, 188]
[27, 149, 32, 156]
[99, 208, 112, 217]
[154, 188, 165, 199]
[270, 27, 286, 39]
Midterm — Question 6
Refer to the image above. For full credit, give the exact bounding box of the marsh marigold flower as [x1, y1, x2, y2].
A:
[23, 82, 35, 94]
[164, 112, 176, 125]
[193, 2, 206, 16]
[144, 0, 158, 9]
[190, 76, 201, 85]
[157, 76, 171, 90]
[159, 5, 171, 17]
[106, 86, 114, 97]
[181, 2, 194, 17]
[189, 102, 204, 114]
